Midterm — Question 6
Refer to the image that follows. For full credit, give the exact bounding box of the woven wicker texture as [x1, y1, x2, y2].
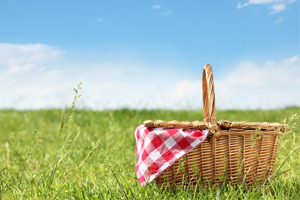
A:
[144, 64, 283, 189]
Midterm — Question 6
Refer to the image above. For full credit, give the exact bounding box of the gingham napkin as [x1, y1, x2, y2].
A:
[135, 125, 209, 186]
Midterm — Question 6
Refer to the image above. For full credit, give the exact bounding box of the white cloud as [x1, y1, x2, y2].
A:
[249, 0, 278, 3]
[275, 16, 283, 23]
[77, 63, 189, 110]
[270, 4, 285, 13]
[0, 43, 64, 66]
[214, 55, 300, 109]
[0, 43, 72, 109]
[82, 55, 300, 110]
[1, 43, 299, 110]
[0, 44, 184, 110]
[152, 5, 172, 16]
[280, 54, 299, 65]
[152, 5, 161, 9]
[236, 0, 294, 14]
[236, 2, 250, 8]
[140, 55, 299, 110]
[241, 0, 290, 5]
[96, 18, 102, 22]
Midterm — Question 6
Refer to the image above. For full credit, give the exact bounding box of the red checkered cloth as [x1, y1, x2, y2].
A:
[135, 125, 209, 186]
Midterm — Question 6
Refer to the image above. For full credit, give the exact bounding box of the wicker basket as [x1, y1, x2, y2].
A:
[144, 64, 285, 189]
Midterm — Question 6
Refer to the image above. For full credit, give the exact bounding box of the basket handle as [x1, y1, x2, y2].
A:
[202, 64, 220, 139]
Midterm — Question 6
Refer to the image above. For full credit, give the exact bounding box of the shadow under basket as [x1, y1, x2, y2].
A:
[144, 64, 285, 190]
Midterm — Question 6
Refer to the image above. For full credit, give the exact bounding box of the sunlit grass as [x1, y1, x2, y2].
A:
[0, 91, 299, 199]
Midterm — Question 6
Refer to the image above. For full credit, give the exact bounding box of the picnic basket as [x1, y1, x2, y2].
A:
[144, 64, 285, 189]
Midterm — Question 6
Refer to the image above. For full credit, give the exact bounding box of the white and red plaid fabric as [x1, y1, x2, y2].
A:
[135, 125, 209, 186]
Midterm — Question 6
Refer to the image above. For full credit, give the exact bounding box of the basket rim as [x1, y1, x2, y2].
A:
[144, 119, 286, 132]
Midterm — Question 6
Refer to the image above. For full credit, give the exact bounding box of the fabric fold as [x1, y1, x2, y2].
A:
[135, 125, 209, 186]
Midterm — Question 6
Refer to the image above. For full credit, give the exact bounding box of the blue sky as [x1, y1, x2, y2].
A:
[0, 0, 299, 110]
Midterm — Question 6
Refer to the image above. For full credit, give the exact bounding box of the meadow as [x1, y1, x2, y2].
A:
[0, 91, 299, 199]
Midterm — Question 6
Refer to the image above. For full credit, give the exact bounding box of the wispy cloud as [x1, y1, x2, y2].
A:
[213, 55, 300, 109]
[236, 2, 249, 9]
[152, 5, 161, 9]
[236, 0, 294, 14]
[96, 18, 102, 22]
[1, 43, 298, 110]
[151, 55, 300, 110]
[152, 5, 172, 16]
[0, 43, 64, 66]
[270, 4, 285, 14]
[163, 11, 172, 15]
[0, 43, 69, 109]
[275, 16, 283, 23]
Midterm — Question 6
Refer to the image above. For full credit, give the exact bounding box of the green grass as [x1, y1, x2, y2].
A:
[0, 106, 299, 199]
